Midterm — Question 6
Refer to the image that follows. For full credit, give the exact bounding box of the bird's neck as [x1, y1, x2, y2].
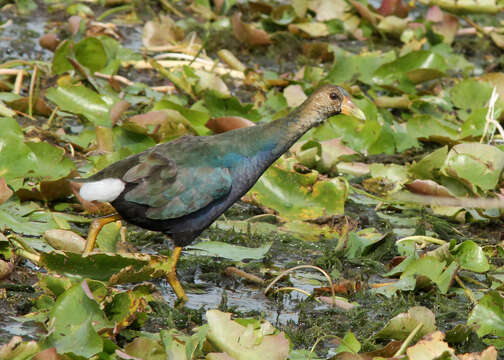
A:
[262, 105, 322, 157]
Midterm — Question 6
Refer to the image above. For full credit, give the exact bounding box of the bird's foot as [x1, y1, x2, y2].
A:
[82, 214, 122, 256]
[166, 246, 188, 303]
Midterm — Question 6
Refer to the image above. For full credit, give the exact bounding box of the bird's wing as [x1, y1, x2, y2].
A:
[122, 148, 232, 220]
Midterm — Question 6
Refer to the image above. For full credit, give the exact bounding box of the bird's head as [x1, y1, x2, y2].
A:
[304, 85, 366, 125]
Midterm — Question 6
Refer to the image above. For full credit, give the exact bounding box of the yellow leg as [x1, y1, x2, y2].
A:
[83, 214, 122, 256]
[167, 246, 188, 302]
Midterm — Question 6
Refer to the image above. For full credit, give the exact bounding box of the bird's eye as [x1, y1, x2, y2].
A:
[329, 92, 339, 100]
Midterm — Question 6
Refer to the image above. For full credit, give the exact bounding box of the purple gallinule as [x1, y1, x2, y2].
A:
[76, 85, 365, 301]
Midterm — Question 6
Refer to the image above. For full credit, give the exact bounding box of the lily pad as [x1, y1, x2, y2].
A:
[441, 143, 504, 192]
[206, 310, 289, 360]
[186, 241, 272, 261]
[468, 291, 504, 337]
[376, 306, 437, 341]
[248, 157, 347, 220]
[40, 281, 111, 357]
[373, 50, 447, 92]
[46, 85, 113, 127]
[453, 240, 489, 273]
[39, 251, 173, 283]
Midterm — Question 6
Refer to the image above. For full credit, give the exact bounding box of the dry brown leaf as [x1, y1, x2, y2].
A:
[458, 346, 497, 360]
[309, 0, 348, 21]
[406, 331, 455, 360]
[8, 97, 53, 116]
[142, 16, 185, 51]
[377, 0, 410, 18]
[231, 12, 272, 46]
[39, 33, 60, 52]
[110, 100, 130, 126]
[0, 178, 13, 205]
[124, 110, 194, 141]
[318, 296, 356, 310]
[405, 179, 454, 197]
[288, 22, 329, 38]
[206, 116, 255, 133]
[283, 85, 307, 108]
[68, 16, 82, 35]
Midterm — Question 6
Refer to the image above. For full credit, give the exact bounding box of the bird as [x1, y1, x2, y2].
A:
[75, 85, 365, 301]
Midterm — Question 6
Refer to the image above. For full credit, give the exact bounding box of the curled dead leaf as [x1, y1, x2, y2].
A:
[39, 33, 60, 52]
[288, 22, 329, 38]
[231, 12, 272, 46]
[377, 0, 410, 18]
[110, 100, 131, 126]
[44, 229, 86, 253]
[405, 179, 454, 197]
[350, 0, 383, 26]
[8, 96, 53, 116]
[0, 178, 13, 205]
[317, 296, 357, 310]
[123, 110, 196, 142]
[206, 116, 255, 133]
[68, 16, 83, 35]
[143, 16, 185, 51]
[0, 259, 14, 281]
[283, 84, 307, 108]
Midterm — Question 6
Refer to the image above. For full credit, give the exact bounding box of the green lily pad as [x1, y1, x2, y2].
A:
[311, 97, 382, 154]
[331, 331, 361, 356]
[376, 306, 437, 341]
[441, 143, 504, 192]
[328, 49, 396, 86]
[345, 228, 386, 258]
[26, 142, 75, 180]
[39, 251, 173, 283]
[186, 241, 272, 261]
[453, 240, 489, 273]
[375, 256, 458, 297]
[46, 85, 113, 126]
[206, 310, 289, 360]
[373, 50, 447, 92]
[248, 158, 347, 220]
[406, 114, 460, 143]
[468, 291, 504, 337]
[41, 281, 111, 357]
[74, 37, 108, 72]
[409, 146, 448, 180]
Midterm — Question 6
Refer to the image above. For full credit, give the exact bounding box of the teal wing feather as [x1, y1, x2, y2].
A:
[122, 148, 232, 220]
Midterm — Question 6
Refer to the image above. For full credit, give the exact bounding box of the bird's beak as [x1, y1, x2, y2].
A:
[341, 96, 366, 121]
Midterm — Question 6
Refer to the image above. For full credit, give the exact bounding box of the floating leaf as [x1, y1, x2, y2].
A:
[345, 228, 386, 258]
[468, 291, 504, 337]
[186, 241, 272, 261]
[453, 240, 489, 273]
[376, 306, 437, 341]
[40, 281, 111, 357]
[206, 310, 289, 360]
[406, 331, 455, 359]
[46, 85, 112, 126]
[231, 12, 271, 46]
[373, 50, 447, 92]
[441, 143, 504, 192]
[248, 158, 347, 220]
[39, 251, 172, 283]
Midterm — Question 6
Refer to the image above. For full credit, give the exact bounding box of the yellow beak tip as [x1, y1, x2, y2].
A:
[341, 98, 366, 121]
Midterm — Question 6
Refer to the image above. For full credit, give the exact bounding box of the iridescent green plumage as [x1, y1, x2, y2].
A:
[78, 85, 365, 301]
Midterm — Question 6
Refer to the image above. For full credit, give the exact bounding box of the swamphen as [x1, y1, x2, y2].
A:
[77, 85, 365, 301]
